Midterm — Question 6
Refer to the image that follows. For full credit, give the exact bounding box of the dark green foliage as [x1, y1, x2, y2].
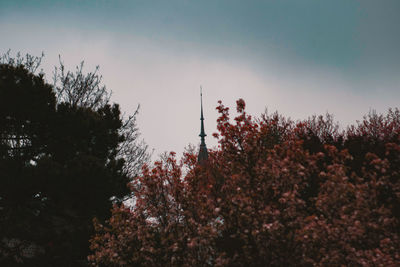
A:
[0, 64, 55, 162]
[0, 62, 131, 266]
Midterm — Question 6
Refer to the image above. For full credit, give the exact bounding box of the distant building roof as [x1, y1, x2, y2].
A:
[198, 88, 208, 164]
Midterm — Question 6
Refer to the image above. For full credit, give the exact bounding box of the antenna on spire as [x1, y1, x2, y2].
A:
[200, 86, 204, 119]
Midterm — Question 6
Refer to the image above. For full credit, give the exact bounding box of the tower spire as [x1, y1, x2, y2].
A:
[198, 86, 208, 163]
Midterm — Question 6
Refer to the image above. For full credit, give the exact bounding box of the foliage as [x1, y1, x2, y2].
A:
[89, 99, 400, 266]
[0, 53, 149, 266]
[52, 56, 150, 178]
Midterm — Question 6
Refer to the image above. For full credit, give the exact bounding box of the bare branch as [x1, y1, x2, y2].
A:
[53, 56, 111, 109]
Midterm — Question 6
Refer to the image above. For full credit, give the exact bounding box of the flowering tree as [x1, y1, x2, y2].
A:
[89, 100, 400, 266]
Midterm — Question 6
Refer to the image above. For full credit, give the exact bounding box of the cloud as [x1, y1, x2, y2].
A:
[1, 1, 399, 158]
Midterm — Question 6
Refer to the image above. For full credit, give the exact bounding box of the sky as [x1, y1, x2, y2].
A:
[1, 0, 399, 158]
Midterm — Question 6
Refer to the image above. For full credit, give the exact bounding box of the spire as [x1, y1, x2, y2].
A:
[198, 86, 208, 163]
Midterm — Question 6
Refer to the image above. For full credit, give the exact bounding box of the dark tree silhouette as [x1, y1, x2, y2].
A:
[52, 56, 150, 178]
[0, 52, 149, 266]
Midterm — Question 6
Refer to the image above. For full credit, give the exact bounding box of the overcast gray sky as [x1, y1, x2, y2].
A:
[1, 0, 399, 158]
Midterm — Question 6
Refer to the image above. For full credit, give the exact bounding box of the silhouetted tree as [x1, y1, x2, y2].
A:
[53, 56, 150, 178]
[0, 52, 149, 266]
